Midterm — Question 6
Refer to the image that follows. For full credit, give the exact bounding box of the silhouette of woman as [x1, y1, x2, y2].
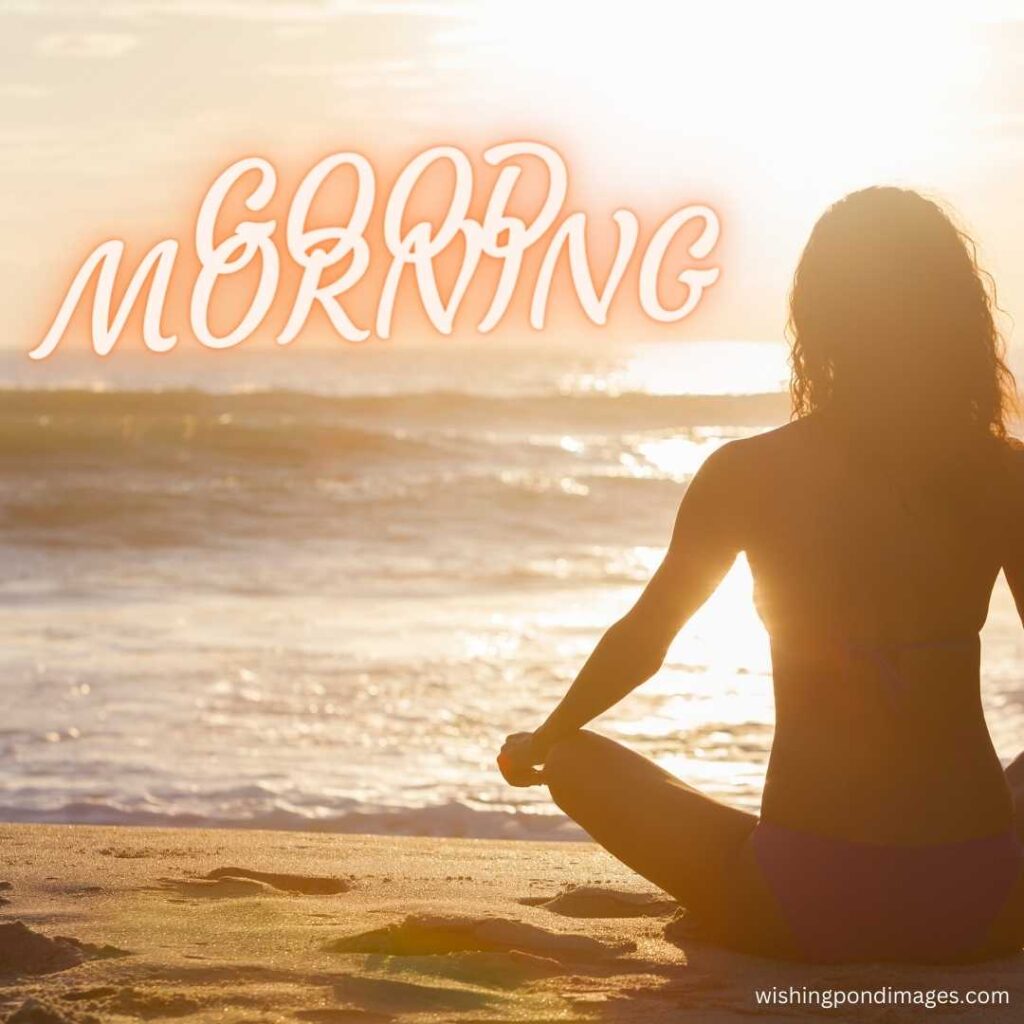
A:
[498, 187, 1024, 962]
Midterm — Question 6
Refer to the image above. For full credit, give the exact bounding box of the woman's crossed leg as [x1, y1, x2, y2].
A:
[543, 729, 796, 956]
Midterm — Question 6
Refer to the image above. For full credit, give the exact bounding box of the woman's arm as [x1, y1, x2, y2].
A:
[523, 440, 748, 765]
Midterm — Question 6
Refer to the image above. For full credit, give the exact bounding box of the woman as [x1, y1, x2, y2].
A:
[498, 187, 1024, 963]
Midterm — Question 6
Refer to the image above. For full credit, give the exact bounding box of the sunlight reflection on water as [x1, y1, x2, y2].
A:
[0, 341, 1020, 838]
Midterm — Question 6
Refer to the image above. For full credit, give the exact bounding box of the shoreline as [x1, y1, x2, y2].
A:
[2, 823, 1022, 1022]
[0, 806, 585, 845]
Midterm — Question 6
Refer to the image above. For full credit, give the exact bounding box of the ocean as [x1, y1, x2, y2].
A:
[0, 340, 1021, 840]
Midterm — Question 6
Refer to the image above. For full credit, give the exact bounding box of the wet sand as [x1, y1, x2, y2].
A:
[0, 823, 1021, 1022]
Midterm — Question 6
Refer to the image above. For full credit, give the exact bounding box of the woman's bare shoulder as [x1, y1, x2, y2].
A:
[721, 418, 817, 466]
[694, 421, 815, 508]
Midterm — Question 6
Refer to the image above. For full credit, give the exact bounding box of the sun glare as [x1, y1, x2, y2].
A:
[480, 2, 980, 204]
[671, 555, 771, 675]
[620, 341, 789, 396]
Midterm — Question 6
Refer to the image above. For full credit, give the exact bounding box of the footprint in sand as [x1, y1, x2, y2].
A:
[204, 867, 350, 894]
[328, 914, 634, 963]
[154, 867, 350, 900]
[0, 922, 129, 977]
[383, 949, 566, 988]
[519, 885, 678, 919]
[155, 876, 280, 899]
[332, 974, 495, 1015]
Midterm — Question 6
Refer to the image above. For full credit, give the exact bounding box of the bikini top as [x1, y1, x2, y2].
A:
[760, 432, 984, 697]
[808, 419, 987, 700]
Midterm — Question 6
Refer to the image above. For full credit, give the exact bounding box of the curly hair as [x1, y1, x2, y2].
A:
[788, 187, 1017, 440]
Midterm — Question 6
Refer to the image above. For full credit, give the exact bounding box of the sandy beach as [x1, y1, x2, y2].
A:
[0, 823, 1020, 1023]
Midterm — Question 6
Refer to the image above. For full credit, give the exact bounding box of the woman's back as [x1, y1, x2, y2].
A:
[738, 414, 1020, 843]
[507, 186, 1024, 962]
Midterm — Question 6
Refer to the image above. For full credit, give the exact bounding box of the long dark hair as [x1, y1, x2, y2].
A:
[788, 187, 1017, 442]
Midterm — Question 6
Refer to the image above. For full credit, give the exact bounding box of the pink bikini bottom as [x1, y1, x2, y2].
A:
[752, 820, 1023, 963]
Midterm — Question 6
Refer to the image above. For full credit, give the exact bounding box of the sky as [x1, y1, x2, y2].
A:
[4, 0, 1024, 358]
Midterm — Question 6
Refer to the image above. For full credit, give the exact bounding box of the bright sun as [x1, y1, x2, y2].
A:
[478, 2, 981, 208]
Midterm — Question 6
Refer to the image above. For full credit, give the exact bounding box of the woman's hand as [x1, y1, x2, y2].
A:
[497, 731, 546, 787]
